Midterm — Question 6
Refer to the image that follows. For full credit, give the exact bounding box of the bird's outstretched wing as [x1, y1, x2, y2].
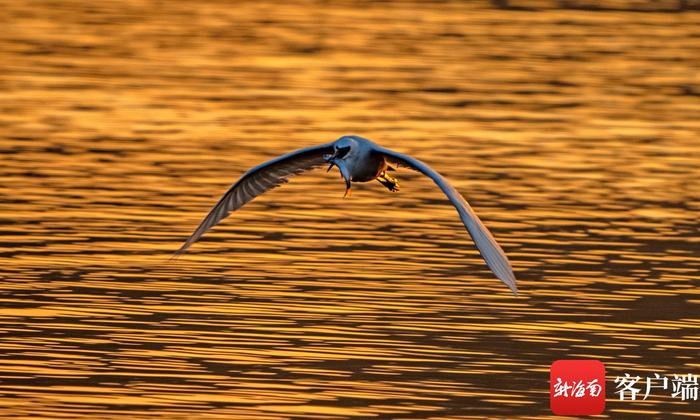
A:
[173, 143, 334, 257]
[375, 146, 518, 294]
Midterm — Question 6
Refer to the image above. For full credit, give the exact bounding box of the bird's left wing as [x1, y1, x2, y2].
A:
[173, 142, 334, 257]
[374, 146, 518, 294]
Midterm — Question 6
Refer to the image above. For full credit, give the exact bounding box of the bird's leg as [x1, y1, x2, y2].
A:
[376, 171, 400, 192]
[344, 185, 352, 198]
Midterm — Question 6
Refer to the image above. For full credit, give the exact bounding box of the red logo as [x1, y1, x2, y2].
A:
[550, 360, 606, 415]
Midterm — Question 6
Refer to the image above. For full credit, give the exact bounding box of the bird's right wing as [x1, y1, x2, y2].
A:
[375, 146, 518, 294]
[173, 142, 334, 257]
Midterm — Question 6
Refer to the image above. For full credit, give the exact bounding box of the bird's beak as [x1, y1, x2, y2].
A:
[329, 158, 352, 198]
[324, 151, 338, 172]
[324, 151, 352, 197]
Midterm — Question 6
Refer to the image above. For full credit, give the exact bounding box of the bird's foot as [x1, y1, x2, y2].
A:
[343, 187, 352, 198]
[377, 172, 400, 192]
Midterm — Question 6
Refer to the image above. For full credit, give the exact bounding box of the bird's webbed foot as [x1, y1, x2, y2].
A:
[377, 171, 400, 192]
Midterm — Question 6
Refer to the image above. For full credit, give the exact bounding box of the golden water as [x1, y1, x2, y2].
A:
[1, 1, 699, 418]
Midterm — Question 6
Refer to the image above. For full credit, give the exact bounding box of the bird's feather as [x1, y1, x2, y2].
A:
[375, 146, 518, 294]
[173, 142, 334, 257]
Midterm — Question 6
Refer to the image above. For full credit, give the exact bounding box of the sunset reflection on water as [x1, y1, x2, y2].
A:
[1, 0, 699, 418]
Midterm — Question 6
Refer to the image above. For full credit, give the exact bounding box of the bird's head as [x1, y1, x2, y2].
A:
[324, 136, 356, 163]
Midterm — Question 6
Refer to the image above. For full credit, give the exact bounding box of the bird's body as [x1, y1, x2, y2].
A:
[337, 139, 387, 182]
[175, 135, 519, 294]
[324, 137, 396, 195]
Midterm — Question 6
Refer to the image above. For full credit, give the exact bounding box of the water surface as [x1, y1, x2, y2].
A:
[1, 1, 699, 417]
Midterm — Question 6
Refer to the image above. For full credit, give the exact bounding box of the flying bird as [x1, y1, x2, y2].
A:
[174, 135, 518, 294]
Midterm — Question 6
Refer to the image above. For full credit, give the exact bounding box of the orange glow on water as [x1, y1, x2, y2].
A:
[1, 0, 699, 417]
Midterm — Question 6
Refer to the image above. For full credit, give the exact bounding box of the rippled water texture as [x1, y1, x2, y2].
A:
[1, 1, 699, 418]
